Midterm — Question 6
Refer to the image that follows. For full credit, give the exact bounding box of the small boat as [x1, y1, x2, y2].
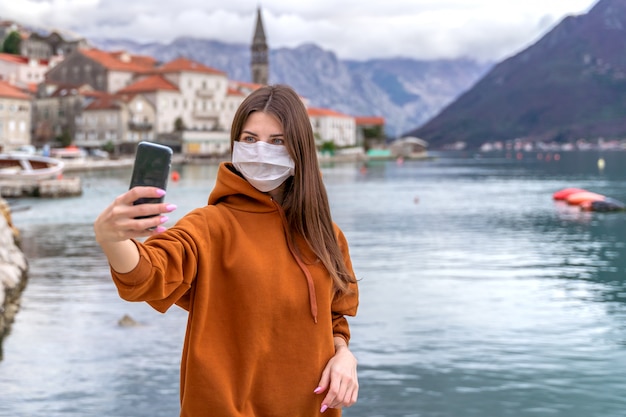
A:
[50, 145, 87, 162]
[0, 154, 64, 180]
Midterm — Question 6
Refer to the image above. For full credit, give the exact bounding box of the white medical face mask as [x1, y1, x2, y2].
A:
[232, 141, 295, 192]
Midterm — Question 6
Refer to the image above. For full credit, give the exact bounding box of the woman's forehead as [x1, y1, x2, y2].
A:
[242, 111, 283, 133]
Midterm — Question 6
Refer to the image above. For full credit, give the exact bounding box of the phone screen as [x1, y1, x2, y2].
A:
[129, 141, 173, 211]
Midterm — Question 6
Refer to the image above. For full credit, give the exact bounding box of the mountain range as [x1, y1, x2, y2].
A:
[408, 0, 626, 149]
[89, 37, 492, 139]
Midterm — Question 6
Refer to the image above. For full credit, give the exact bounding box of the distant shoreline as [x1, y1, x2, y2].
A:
[59, 151, 434, 174]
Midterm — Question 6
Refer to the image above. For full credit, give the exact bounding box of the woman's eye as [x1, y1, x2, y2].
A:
[242, 136, 256, 143]
[271, 138, 285, 145]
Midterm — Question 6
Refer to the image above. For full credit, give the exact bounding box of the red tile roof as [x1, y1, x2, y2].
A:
[0, 80, 31, 100]
[227, 87, 245, 96]
[109, 51, 157, 68]
[230, 80, 264, 91]
[84, 94, 121, 111]
[158, 57, 225, 75]
[307, 107, 351, 118]
[0, 53, 25, 64]
[81, 48, 156, 73]
[117, 75, 179, 94]
[355, 116, 385, 126]
[0, 52, 48, 66]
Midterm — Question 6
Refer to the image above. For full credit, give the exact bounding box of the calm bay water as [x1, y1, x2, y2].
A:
[2, 151, 626, 416]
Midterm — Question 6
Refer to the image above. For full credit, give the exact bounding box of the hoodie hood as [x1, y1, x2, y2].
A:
[208, 162, 276, 211]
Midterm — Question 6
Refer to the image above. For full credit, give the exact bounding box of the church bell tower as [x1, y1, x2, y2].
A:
[251, 7, 269, 85]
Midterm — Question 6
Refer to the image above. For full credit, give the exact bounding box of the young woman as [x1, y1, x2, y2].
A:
[94, 84, 359, 416]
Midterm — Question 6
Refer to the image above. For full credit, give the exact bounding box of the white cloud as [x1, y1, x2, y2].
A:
[0, 0, 598, 62]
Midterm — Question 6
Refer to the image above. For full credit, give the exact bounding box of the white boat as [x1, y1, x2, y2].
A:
[0, 154, 65, 180]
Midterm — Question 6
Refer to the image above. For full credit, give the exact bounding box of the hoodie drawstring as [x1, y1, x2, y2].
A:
[273, 200, 318, 324]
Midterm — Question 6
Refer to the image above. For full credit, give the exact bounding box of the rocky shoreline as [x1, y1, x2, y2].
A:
[0, 198, 28, 360]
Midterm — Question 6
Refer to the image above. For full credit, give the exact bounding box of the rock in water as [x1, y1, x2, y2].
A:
[118, 314, 140, 327]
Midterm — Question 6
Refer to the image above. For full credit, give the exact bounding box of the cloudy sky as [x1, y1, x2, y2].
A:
[0, 0, 599, 62]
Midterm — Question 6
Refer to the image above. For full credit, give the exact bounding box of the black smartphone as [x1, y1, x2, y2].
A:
[129, 141, 173, 218]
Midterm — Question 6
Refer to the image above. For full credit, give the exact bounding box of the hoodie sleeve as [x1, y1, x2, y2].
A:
[110, 210, 207, 313]
[331, 226, 359, 344]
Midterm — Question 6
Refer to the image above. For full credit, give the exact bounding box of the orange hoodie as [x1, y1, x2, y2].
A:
[111, 162, 359, 417]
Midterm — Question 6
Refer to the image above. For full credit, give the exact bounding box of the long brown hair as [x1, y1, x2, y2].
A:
[230, 84, 355, 293]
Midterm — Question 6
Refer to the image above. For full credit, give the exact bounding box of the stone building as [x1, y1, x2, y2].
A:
[68, 56, 248, 155]
[308, 107, 356, 148]
[20, 31, 89, 61]
[31, 83, 104, 147]
[144, 57, 244, 156]
[34, 49, 157, 149]
[355, 116, 386, 149]
[75, 92, 156, 153]
[45, 48, 157, 94]
[0, 53, 50, 88]
[0, 80, 31, 153]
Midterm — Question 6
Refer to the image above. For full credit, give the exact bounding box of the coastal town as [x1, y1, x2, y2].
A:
[0, 8, 431, 182]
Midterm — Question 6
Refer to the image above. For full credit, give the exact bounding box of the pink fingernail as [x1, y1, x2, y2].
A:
[320, 405, 328, 413]
[156, 189, 166, 196]
[165, 204, 177, 212]
[313, 387, 323, 394]
[154, 226, 166, 233]
[160, 216, 169, 224]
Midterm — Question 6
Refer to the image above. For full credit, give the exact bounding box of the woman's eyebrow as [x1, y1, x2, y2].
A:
[241, 130, 283, 137]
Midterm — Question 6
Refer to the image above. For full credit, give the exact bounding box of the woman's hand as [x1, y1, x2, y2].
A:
[94, 186, 176, 273]
[314, 339, 359, 413]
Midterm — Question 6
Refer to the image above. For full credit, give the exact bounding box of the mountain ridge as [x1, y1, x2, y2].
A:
[407, 0, 626, 149]
[90, 36, 492, 137]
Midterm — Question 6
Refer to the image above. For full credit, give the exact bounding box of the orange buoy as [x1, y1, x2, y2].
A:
[171, 170, 180, 182]
[566, 191, 605, 206]
[553, 188, 588, 200]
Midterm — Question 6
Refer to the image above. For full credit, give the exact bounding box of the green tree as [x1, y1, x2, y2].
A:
[103, 141, 115, 153]
[320, 140, 336, 155]
[363, 125, 384, 139]
[174, 117, 185, 132]
[56, 128, 72, 147]
[2, 31, 21, 55]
